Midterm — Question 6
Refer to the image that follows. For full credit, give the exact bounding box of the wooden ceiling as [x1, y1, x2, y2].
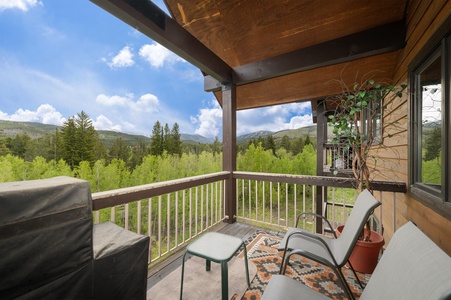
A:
[90, 0, 408, 112]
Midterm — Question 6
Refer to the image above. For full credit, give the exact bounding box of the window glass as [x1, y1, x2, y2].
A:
[418, 55, 442, 190]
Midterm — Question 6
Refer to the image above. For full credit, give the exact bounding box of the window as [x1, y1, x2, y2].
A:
[362, 93, 383, 145]
[410, 21, 451, 218]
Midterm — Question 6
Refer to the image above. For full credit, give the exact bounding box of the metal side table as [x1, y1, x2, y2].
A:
[180, 232, 250, 300]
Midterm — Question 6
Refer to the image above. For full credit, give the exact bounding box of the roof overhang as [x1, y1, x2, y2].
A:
[90, 0, 407, 113]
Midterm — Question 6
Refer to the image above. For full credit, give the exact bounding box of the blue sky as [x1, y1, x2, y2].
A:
[0, 0, 313, 139]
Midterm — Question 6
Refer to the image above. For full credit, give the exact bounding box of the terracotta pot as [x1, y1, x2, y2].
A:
[336, 225, 385, 274]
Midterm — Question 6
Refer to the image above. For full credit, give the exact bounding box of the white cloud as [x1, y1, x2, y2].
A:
[139, 42, 185, 68]
[106, 46, 134, 68]
[95, 93, 160, 113]
[191, 100, 222, 138]
[0, 104, 65, 125]
[0, 0, 41, 11]
[236, 102, 313, 136]
[92, 115, 122, 132]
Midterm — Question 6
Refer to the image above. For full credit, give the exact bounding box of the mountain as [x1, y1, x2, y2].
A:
[236, 125, 319, 144]
[0, 120, 320, 147]
[181, 133, 214, 144]
[237, 130, 274, 143]
[0, 120, 214, 147]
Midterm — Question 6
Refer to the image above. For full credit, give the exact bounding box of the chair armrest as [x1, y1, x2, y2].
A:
[295, 212, 337, 238]
[283, 230, 338, 270]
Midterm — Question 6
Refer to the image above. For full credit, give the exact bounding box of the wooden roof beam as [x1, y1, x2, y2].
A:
[233, 20, 406, 85]
[90, 0, 233, 84]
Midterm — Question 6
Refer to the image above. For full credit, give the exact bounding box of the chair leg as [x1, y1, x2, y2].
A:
[242, 242, 251, 287]
[279, 246, 290, 274]
[335, 267, 356, 300]
[347, 260, 365, 290]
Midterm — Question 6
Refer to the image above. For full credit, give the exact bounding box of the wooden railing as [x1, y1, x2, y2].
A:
[92, 171, 406, 265]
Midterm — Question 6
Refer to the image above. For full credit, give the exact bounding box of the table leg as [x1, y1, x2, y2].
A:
[221, 261, 228, 300]
[180, 251, 189, 300]
[206, 259, 211, 271]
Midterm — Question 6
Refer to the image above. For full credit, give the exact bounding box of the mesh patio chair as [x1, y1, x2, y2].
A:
[263, 221, 451, 300]
[278, 189, 381, 299]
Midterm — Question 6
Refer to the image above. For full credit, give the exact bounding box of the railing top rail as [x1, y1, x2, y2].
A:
[233, 171, 406, 193]
[92, 171, 229, 210]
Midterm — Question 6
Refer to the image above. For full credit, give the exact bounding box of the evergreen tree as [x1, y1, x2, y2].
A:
[163, 123, 171, 153]
[6, 132, 31, 158]
[61, 117, 77, 168]
[280, 135, 291, 152]
[150, 121, 164, 156]
[75, 111, 97, 164]
[424, 127, 441, 161]
[304, 134, 312, 146]
[171, 122, 182, 156]
[0, 128, 10, 156]
[109, 137, 129, 163]
[211, 136, 222, 155]
[128, 140, 148, 169]
[60, 111, 101, 168]
[265, 135, 276, 155]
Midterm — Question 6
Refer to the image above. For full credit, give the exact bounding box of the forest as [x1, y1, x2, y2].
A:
[0, 111, 317, 188]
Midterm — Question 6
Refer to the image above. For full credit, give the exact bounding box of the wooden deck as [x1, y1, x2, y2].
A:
[146, 221, 284, 291]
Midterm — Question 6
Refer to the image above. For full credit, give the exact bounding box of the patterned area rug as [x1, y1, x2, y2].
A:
[239, 232, 370, 300]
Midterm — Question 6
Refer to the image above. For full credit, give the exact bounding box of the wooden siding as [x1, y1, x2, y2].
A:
[380, 0, 451, 254]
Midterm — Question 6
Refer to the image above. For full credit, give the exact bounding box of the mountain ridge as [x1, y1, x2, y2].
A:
[0, 120, 318, 146]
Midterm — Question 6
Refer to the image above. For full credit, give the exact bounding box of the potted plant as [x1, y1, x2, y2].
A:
[327, 72, 406, 273]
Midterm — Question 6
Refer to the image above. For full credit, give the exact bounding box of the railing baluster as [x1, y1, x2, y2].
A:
[175, 191, 178, 248]
[167, 194, 170, 253]
[285, 183, 288, 227]
[137, 200, 142, 234]
[255, 180, 258, 222]
[302, 184, 306, 229]
[270, 181, 273, 225]
[293, 184, 297, 228]
[110, 206, 115, 222]
[158, 195, 162, 258]
[182, 190, 186, 243]
[248, 180, 251, 220]
[204, 184, 210, 229]
[195, 186, 198, 235]
[277, 182, 280, 226]
[148, 197, 152, 263]
[125, 203, 129, 230]
[262, 181, 266, 224]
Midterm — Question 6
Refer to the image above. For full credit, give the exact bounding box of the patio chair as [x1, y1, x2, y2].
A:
[263, 221, 451, 300]
[278, 189, 381, 299]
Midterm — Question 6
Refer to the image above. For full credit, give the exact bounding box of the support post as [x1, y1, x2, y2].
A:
[316, 100, 328, 233]
[222, 84, 237, 223]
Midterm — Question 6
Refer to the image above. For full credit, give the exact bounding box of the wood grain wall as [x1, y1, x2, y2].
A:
[378, 0, 451, 254]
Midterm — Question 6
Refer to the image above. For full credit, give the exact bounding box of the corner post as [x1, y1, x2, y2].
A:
[316, 100, 327, 233]
[222, 83, 237, 223]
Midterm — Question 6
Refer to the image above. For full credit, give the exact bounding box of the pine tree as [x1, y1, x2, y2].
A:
[61, 117, 77, 168]
[171, 122, 182, 156]
[75, 111, 97, 164]
[163, 123, 172, 153]
[109, 137, 129, 163]
[265, 135, 276, 155]
[280, 135, 291, 152]
[150, 121, 163, 156]
[424, 127, 441, 161]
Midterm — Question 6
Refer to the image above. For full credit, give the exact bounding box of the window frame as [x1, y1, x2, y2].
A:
[409, 17, 451, 220]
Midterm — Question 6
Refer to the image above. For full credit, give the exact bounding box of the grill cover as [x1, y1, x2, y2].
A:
[0, 176, 93, 299]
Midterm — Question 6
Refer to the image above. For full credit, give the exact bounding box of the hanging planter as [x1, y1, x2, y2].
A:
[336, 225, 384, 274]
